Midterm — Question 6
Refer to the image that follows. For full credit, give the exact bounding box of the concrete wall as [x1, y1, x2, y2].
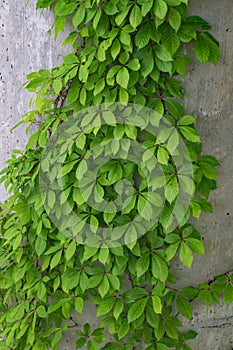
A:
[0, 0, 233, 349]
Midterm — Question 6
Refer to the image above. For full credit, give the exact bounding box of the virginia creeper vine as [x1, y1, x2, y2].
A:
[0, 1, 232, 350]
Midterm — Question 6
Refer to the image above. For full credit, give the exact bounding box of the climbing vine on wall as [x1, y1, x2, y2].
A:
[0, 0, 232, 349]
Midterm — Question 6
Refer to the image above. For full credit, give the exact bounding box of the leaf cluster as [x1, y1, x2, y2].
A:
[0, 1, 227, 350]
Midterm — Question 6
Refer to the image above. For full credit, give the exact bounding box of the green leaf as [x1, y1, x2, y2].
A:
[96, 299, 115, 317]
[169, 8, 181, 32]
[181, 286, 199, 299]
[178, 115, 196, 125]
[163, 28, 180, 55]
[166, 78, 183, 98]
[165, 99, 184, 118]
[155, 45, 173, 61]
[103, 3, 118, 15]
[83, 246, 99, 262]
[179, 126, 200, 142]
[127, 58, 140, 71]
[62, 301, 71, 319]
[80, 87, 87, 106]
[37, 282, 46, 300]
[166, 242, 180, 261]
[60, 160, 78, 177]
[128, 297, 147, 323]
[141, 47, 154, 78]
[165, 177, 179, 203]
[200, 162, 217, 180]
[111, 39, 121, 60]
[119, 87, 129, 103]
[157, 147, 170, 165]
[116, 67, 130, 89]
[54, 0, 77, 16]
[136, 254, 150, 277]
[157, 344, 169, 350]
[118, 320, 130, 339]
[65, 240, 77, 261]
[130, 5, 142, 29]
[94, 78, 105, 96]
[50, 250, 62, 269]
[72, 3, 85, 28]
[186, 238, 205, 255]
[154, 0, 168, 19]
[53, 79, 62, 94]
[76, 133, 86, 150]
[167, 129, 179, 154]
[166, 0, 181, 5]
[37, 305, 47, 319]
[176, 295, 192, 320]
[47, 190, 56, 209]
[141, 0, 154, 16]
[36, 0, 55, 9]
[164, 319, 179, 339]
[198, 290, 213, 307]
[79, 65, 89, 83]
[125, 287, 149, 301]
[98, 275, 110, 298]
[224, 285, 233, 306]
[152, 254, 168, 282]
[203, 32, 220, 65]
[113, 299, 124, 320]
[152, 295, 162, 314]
[194, 34, 210, 63]
[99, 247, 110, 265]
[184, 330, 198, 340]
[108, 274, 120, 291]
[35, 236, 47, 257]
[76, 338, 87, 349]
[180, 242, 193, 268]
[178, 175, 195, 195]
[115, 6, 131, 26]
[178, 24, 197, 42]
[135, 24, 151, 49]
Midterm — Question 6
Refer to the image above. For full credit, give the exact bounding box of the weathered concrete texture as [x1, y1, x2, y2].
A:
[173, 1, 233, 348]
[0, 0, 233, 349]
[0, 0, 69, 201]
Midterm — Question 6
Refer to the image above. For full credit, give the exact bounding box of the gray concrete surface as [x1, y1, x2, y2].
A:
[0, 0, 233, 349]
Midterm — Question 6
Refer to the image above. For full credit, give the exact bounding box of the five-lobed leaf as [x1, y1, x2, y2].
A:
[116, 67, 130, 89]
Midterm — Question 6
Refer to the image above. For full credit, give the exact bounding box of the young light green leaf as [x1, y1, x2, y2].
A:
[154, 0, 168, 19]
[180, 242, 193, 268]
[179, 126, 200, 143]
[111, 39, 121, 60]
[75, 297, 84, 314]
[169, 8, 181, 32]
[152, 295, 162, 314]
[165, 177, 179, 203]
[186, 238, 205, 255]
[65, 240, 77, 261]
[113, 299, 124, 320]
[152, 254, 168, 282]
[126, 58, 140, 71]
[116, 67, 130, 89]
[130, 5, 142, 29]
[98, 275, 110, 298]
